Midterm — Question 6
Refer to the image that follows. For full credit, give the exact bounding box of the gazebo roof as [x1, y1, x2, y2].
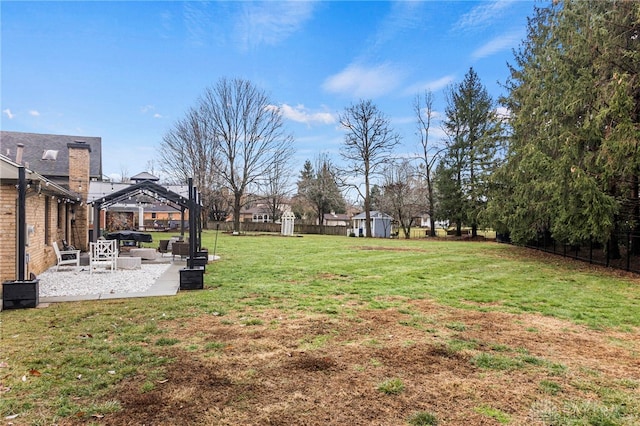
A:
[89, 179, 190, 209]
[130, 171, 160, 182]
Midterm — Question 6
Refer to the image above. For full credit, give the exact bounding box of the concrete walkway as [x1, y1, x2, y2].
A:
[39, 259, 185, 304]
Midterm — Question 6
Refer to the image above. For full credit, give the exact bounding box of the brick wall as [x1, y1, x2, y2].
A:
[68, 143, 90, 251]
[0, 185, 60, 284]
[0, 184, 17, 284]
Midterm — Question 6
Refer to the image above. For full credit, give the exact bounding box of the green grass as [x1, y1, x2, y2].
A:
[199, 233, 640, 329]
[408, 411, 439, 425]
[474, 405, 511, 424]
[1, 232, 639, 423]
[377, 377, 405, 395]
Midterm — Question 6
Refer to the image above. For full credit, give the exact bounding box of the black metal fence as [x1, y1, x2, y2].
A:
[524, 231, 640, 274]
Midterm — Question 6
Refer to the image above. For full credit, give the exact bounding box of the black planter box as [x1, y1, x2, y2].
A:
[180, 268, 204, 290]
[3, 279, 40, 309]
[188, 256, 208, 269]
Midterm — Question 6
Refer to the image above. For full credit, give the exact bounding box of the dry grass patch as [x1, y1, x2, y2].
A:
[94, 299, 639, 425]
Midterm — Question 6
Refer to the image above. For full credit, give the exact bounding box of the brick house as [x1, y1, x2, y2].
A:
[0, 131, 101, 286]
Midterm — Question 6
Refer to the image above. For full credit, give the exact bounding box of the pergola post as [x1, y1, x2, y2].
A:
[17, 166, 26, 281]
[93, 202, 101, 242]
[180, 207, 185, 238]
[188, 178, 195, 269]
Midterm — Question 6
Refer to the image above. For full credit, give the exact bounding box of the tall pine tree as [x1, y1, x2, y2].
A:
[436, 68, 501, 237]
[491, 1, 640, 255]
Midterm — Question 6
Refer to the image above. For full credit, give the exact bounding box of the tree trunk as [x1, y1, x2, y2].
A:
[364, 169, 372, 238]
[317, 207, 325, 235]
[233, 192, 242, 233]
[427, 182, 437, 237]
[608, 230, 622, 260]
[631, 175, 640, 255]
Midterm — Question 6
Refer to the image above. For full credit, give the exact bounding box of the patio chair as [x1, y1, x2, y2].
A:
[89, 239, 118, 274]
[52, 241, 80, 271]
[158, 239, 170, 254]
[171, 241, 190, 260]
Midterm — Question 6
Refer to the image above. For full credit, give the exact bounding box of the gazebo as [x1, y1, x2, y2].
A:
[89, 178, 205, 289]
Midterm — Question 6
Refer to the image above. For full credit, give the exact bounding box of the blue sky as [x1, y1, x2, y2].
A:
[1, 0, 535, 182]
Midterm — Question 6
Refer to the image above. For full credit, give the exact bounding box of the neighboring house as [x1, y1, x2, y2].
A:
[0, 131, 98, 287]
[321, 212, 351, 227]
[240, 201, 292, 223]
[415, 213, 432, 229]
[351, 211, 394, 238]
[241, 205, 274, 223]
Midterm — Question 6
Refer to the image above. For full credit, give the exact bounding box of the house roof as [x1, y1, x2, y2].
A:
[351, 211, 393, 220]
[1, 131, 102, 179]
[0, 154, 81, 201]
[323, 212, 350, 221]
[242, 205, 272, 215]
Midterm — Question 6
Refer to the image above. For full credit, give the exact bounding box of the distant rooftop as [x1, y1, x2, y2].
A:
[130, 171, 160, 182]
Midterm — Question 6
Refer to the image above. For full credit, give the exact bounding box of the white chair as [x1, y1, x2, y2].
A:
[89, 240, 118, 274]
[53, 241, 80, 271]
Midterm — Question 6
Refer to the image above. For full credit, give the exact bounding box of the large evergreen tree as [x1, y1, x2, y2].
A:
[296, 155, 346, 232]
[491, 1, 640, 254]
[437, 68, 501, 237]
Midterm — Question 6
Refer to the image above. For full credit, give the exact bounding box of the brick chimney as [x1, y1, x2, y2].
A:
[15, 143, 24, 164]
[68, 141, 91, 250]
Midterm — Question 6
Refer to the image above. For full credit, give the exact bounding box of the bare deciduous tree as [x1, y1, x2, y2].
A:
[414, 90, 441, 237]
[119, 166, 130, 183]
[201, 78, 294, 233]
[159, 105, 222, 227]
[379, 160, 422, 239]
[261, 147, 294, 223]
[339, 99, 400, 238]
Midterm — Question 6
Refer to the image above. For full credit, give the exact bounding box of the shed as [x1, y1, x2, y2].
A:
[351, 211, 393, 238]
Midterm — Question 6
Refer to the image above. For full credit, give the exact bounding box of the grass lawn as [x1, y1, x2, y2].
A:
[1, 232, 639, 425]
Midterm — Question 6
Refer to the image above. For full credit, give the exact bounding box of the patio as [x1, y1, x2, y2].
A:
[37, 254, 183, 303]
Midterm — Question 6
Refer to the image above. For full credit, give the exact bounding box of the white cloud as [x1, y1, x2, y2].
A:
[453, 0, 515, 32]
[236, 1, 316, 50]
[277, 104, 335, 125]
[369, 1, 426, 50]
[323, 63, 405, 98]
[153, 113, 163, 119]
[495, 106, 511, 120]
[472, 30, 523, 59]
[141, 105, 154, 113]
[3, 109, 14, 119]
[29, 110, 40, 117]
[403, 75, 456, 96]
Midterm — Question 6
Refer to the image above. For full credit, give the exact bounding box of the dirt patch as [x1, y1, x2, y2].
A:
[90, 300, 639, 425]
